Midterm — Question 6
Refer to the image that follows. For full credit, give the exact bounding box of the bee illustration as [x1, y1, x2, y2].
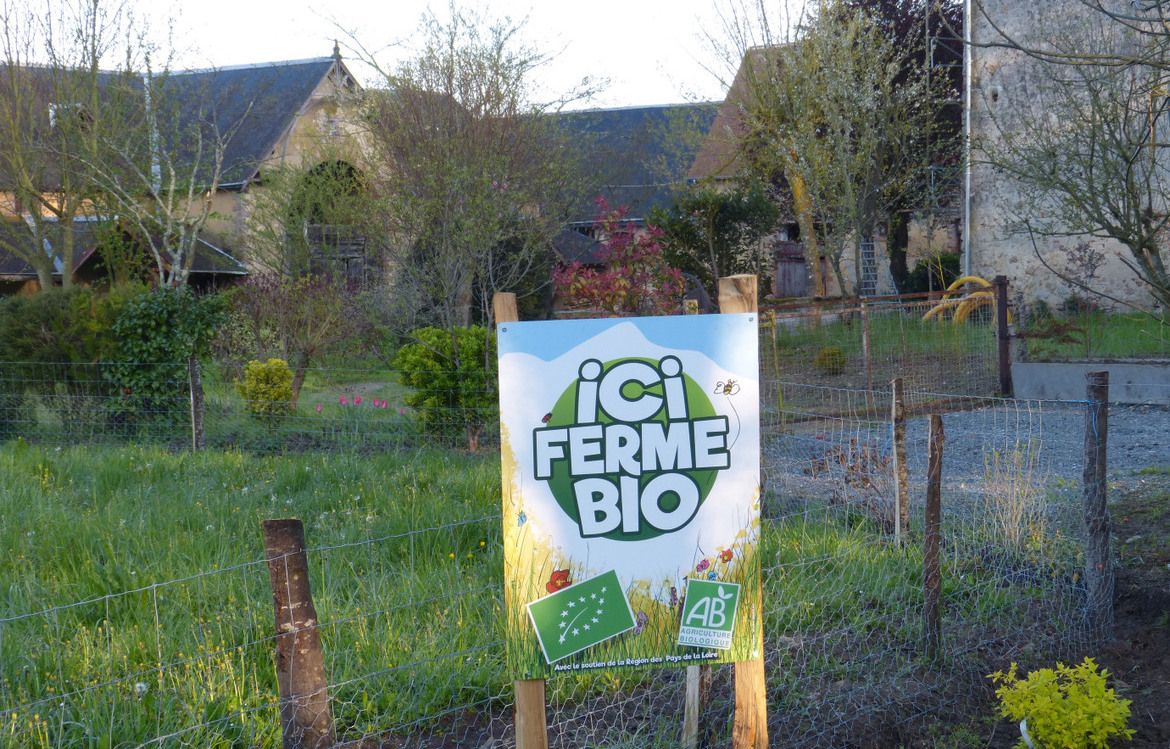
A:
[714, 379, 740, 396]
[541, 412, 552, 424]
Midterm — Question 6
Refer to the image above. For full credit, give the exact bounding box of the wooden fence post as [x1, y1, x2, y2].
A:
[923, 415, 944, 662]
[494, 292, 550, 749]
[860, 299, 874, 409]
[891, 378, 909, 544]
[1083, 371, 1114, 641]
[682, 294, 713, 749]
[993, 276, 1013, 397]
[262, 519, 334, 749]
[719, 275, 768, 749]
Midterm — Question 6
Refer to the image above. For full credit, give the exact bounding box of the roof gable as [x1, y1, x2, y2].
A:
[154, 56, 346, 187]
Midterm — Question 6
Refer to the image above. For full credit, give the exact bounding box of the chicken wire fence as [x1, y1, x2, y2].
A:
[0, 361, 498, 453]
[2, 380, 1118, 748]
[759, 293, 1005, 399]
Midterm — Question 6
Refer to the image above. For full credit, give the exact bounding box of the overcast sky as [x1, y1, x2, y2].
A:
[152, 1, 774, 109]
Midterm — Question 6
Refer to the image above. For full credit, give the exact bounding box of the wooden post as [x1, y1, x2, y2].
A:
[262, 519, 334, 749]
[993, 276, 1013, 397]
[682, 292, 713, 749]
[494, 292, 549, 749]
[682, 663, 713, 749]
[923, 416, 944, 662]
[1083, 371, 1114, 641]
[719, 275, 768, 749]
[891, 378, 909, 543]
[860, 300, 874, 408]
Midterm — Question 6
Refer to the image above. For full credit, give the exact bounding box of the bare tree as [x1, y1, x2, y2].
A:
[973, 1, 1170, 312]
[349, 3, 593, 331]
[0, 0, 139, 289]
[83, 61, 252, 288]
[714, 0, 954, 297]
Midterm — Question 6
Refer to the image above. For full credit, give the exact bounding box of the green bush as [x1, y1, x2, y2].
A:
[103, 288, 226, 427]
[990, 657, 1133, 749]
[813, 346, 847, 376]
[904, 253, 960, 294]
[0, 288, 136, 437]
[394, 325, 495, 451]
[237, 359, 294, 419]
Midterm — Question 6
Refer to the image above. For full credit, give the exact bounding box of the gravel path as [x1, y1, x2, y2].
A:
[764, 401, 1170, 512]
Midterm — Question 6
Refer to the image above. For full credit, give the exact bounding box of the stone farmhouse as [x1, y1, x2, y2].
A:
[0, 46, 362, 294]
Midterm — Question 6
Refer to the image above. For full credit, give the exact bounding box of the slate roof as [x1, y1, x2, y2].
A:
[155, 57, 341, 188]
[554, 103, 718, 225]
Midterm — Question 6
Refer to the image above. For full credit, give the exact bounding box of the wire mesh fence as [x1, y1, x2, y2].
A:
[3, 366, 1137, 747]
[759, 294, 1005, 401]
[0, 361, 498, 453]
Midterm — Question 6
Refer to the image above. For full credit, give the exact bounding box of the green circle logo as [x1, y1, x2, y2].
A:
[531, 357, 730, 541]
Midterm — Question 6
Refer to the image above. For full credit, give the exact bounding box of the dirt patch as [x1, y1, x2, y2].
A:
[1098, 471, 1170, 748]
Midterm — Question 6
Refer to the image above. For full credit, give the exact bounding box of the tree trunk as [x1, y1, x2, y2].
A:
[888, 214, 909, 293]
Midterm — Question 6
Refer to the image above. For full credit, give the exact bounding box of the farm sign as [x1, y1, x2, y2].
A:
[498, 314, 760, 677]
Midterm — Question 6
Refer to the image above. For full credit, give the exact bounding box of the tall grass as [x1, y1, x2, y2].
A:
[1, 442, 1083, 746]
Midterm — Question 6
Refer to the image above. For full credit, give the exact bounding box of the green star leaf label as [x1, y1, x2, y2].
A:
[677, 579, 741, 650]
[527, 570, 636, 663]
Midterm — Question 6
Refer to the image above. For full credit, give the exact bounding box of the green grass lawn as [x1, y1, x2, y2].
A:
[1020, 311, 1170, 361]
[0, 443, 1083, 747]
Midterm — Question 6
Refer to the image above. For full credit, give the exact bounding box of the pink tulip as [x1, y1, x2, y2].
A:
[339, 395, 348, 406]
[354, 395, 363, 406]
[315, 403, 323, 413]
[398, 407, 406, 416]
[381, 401, 390, 409]
[372, 399, 382, 408]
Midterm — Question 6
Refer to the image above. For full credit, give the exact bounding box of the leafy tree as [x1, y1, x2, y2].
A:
[554, 201, 686, 316]
[720, 0, 956, 297]
[649, 180, 778, 300]
[102, 287, 226, 437]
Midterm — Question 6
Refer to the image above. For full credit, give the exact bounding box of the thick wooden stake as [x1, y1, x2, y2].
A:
[860, 300, 874, 409]
[493, 292, 550, 749]
[923, 415, 944, 662]
[891, 378, 909, 543]
[262, 519, 334, 749]
[719, 275, 768, 749]
[993, 275, 1013, 397]
[1083, 371, 1114, 641]
[683, 663, 713, 749]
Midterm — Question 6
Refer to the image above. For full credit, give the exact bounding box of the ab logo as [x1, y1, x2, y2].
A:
[677, 579, 741, 651]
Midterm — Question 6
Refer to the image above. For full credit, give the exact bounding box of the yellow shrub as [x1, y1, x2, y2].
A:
[237, 358, 294, 419]
[990, 657, 1133, 749]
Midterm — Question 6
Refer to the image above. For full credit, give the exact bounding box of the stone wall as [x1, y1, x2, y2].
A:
[968, 0, 1156, 309]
